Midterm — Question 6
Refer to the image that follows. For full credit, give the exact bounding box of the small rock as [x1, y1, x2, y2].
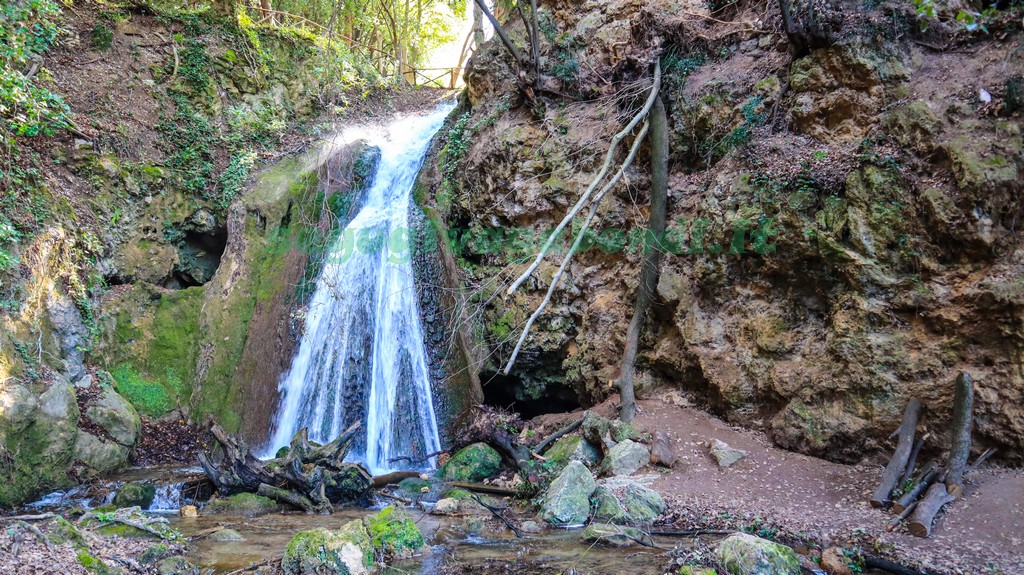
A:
[156, 556, 199, 575]
[113, 481, 156, 509]
[715, 533, 800, 575]
[581, 523, 647, 547]
[709, 439, 747, 469]
[519, 520, 543, 534]
[650, 430, 677, 467]
[432, 498, 460, 515]
[820, 547, 854, 575]
[179, 505, 198, 518]
[208, 528, 246, 542]
[601, 439, 650, 476]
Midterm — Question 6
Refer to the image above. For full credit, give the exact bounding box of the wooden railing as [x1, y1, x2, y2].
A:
[246, 8, 463, 88]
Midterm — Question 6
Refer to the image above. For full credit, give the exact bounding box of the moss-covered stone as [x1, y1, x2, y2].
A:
[364, 505, 425, 559]
[437, 443, 501, 482]
[397, 476, 431, 497]
[545, 434, 601, 473]
[715, 533, 801, 575]
[540, 461, 597, 525]
[581, 522, 646, 547]
[205, 492, 279, 516]
[282, 522, 373, 575]
[113, 481, 156, 509]
[590, 486, 627, 523]
[138, 543, 172, 565]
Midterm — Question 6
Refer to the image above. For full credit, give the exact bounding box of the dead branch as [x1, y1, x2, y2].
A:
[469, 493, 522, 538]
[870, 398, 922, 508]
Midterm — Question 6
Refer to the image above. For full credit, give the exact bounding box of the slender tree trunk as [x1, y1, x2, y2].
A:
[618, 94, 669, 423]
[473, 0, 484, 46]
[945, 372, 974, 496]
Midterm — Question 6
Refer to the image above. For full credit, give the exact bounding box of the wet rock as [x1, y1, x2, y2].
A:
[715, 533, 800, 575]
[205, 493, 280, 517]
[581, 523, 647, 547]
[519, 520, 543, 534]
[363, 505, 425, 559]
[138, 543, 172, 565]
[540, 461, 597, 525]
[179, 505, 198, 518]
[544, 434, 601, 472]
[821, 547, 854, 575]
[282, 522, 372, 575]
[600, 440, 649, 476]
[86, 386, 141, 445]
[113, 481, 156, 509]
[650, 430, 677, 468]
[397, 476, 431, 498]
[209, 528, 246, 542]
[74, 432, 130, 476]
[157, 556, 199, 575]
[438, 443, 501, 482]
[709, 439, 747, 469]
[45, 292, 90, 381]
[432, 498, 460, 515]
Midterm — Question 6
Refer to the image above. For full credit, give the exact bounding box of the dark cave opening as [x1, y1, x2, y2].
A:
[161, 227, 228, 290]
[480, 370, 582, 419]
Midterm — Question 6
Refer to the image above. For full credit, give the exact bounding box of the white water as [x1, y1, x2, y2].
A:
[263, 105, 452, 474]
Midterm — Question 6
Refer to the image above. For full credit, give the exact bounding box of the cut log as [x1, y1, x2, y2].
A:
[908, 482, 956, 537]
[893, 462, 939, 513]
[899, 435, 925, 486]
[870, 398, 922, 507]
[886, 500, 918, 531]
[945, 372, 974, 497]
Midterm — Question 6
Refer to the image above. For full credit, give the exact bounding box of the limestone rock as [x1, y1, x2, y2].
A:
[600, 440, 649, 476]
[581, 523, 647, 547]
[438, 443, 501, 482]
[715, 533, 801, 575]
[581, 412, 639, 451]
[590, 486, 627, 523]
[282, 522, 372, 575]
[650, 430, 677, 467]
[74, 432, 130, 475]
[179, 505, 198, 518]
[620, 482, 667, 523]
[432, 498, 460, 515]
[710, 439, 747, 469]
[540, 461, 597, 525]
[820, 547, 854, 575]
[85, 386, 141, 445]
[519, 520, 543, 534]
[156, 556, 199, 575]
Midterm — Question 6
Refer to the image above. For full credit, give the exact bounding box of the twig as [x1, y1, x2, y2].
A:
[469, 493, 522, 538]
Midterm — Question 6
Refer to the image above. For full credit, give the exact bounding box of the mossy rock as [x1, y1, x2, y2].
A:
[97, 522, 163, 539]
[364, 505, 424, 559]
[77, 550, 120, 575]
[282, 522, 373, 575]
[679, 567, 716, 575]
[113, 481, 156, 509]
[545, 434, 601, 473]
[48, 516, 86, 547]
[715, 533, 801, 575]
[590, 486, 627, 523]
[540, 461, 597, 525]
[396, 476, 431, 497]
[138, 543, 172, 565]
[581, 522, 647, 547]
[156, 556, 200, 575]
[437, 443, 501, 482]
[205, 492, 279, 516]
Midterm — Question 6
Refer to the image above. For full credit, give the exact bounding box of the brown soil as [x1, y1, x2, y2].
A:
[536, 396, 1023, 574]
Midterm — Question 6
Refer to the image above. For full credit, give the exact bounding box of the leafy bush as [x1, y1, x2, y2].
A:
[1, 0, 69, 142]
[157, 94, 215, 197]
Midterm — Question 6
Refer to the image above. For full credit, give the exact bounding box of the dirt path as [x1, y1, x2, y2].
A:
[537, 397, 1023, 574]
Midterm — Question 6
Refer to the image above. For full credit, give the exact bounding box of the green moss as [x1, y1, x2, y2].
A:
[48, 517, 86, 547]
[113, 481, 156, 509]
[364, 505, 424, 557]
[0, 397, 77, 508]
[205, 492, 279, 516]
[437, 443, 501, 482]
[111, 365, 174, 418]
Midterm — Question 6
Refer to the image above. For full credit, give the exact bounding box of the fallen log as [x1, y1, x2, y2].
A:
[870, 398, 922, 508]
[200, 422, 370, 513]
[863, 554, 944, 575]
[886, 500, 919, 531]
[372, 471, 422, 488]
[446, 481, 518, 496]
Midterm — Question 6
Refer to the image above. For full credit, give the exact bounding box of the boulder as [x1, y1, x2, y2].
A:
[73, 432, 130, 475]
[709, 439, 747, 469]
[544, 434, 601, 472]
[581, 523, 647, 547]
[396, 476, 431, 498]
[650, 430, 677, 467]
[540, 461, 596, 525]
[179, 505, 198, 518]
[620, 482, 667, 523]
[600, 440, 649, 476]
[432, 498, 460, 515]
[438, 443, 501, 482]
[113, 482, 156, 509]
[715, 533, 801, 575]
[156, 556, 200, 575]
[85, 386, 141, 446]
[363, 505, 425, 559]
[590, 486, 627, 523]
[282, 522, 373, 575]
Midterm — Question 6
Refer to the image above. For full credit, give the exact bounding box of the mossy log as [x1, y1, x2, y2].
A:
[200, 422, 371, 514]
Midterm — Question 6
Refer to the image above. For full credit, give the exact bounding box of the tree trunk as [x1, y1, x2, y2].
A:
[870, 398, 922, 507]
[908, 482, 956, 537]
[617, 93, 668, 423]
[945, 371, 974, 496]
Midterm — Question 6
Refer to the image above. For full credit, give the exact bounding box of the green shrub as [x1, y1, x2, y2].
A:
[91, 23, 113, 50]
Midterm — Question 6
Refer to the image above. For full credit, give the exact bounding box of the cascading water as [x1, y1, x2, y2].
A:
[263, 105, 453, 475]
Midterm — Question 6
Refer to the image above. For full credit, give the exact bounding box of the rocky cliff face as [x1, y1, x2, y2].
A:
[421, 0, 1024, 463]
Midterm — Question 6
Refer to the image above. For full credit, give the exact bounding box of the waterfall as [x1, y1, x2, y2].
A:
[264, 105, 453, 474]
